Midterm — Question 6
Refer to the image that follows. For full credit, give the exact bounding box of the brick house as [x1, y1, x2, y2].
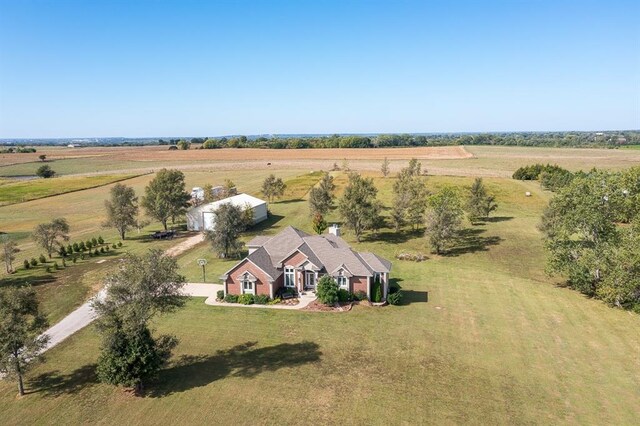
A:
[221, 225, 392, 301]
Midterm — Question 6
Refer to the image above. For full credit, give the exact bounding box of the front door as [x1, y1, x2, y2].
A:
[305, 271, 315, 290]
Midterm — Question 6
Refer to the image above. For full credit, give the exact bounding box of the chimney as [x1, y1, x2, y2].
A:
[329, 224, 341, 237]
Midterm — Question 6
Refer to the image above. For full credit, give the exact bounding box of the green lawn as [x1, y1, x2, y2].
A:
[1, 169, 639, 424]
[0, 174, 141, 206]
[0, 169, 310, 324]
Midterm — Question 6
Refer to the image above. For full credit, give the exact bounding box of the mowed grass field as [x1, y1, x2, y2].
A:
[0, 173, 141, 206]
[0, 148, 639, 424]
[0, 169, 304, 323]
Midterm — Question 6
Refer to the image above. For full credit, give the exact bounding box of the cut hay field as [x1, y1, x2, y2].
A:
[1, 171, 638, 425]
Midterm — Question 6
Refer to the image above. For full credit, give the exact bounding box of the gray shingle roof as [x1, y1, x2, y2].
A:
[358, 252, 392, 273]
[244, 246, 281, 280]
[230, 226, 391, 280]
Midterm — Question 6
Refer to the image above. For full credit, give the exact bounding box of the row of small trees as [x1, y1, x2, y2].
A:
[303, 159, 498, 254]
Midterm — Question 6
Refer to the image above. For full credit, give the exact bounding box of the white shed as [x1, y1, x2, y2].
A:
[186, 193, 268, 231]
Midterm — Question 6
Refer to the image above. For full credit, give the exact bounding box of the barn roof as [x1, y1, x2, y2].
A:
[188, 193, 266, 214]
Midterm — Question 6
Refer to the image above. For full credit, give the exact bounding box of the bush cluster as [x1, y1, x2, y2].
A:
[512, 163, 570, 181]
[224, 294, 238, 303]
[316, 275, 339, 305]
[353, 290, 368, 301]
[254, 294, 269, 304]
[238, 294, 254, 305]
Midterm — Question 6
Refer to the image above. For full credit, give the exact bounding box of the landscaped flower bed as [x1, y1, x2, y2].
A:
[215, 290, 298, 306]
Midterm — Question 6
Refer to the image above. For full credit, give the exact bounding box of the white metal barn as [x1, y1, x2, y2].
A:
[186, 193, 268, 231]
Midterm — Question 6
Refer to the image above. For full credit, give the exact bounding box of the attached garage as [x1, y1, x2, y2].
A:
[186, 193, 268, 231]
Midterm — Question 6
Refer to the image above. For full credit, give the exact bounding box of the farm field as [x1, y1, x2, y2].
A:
[0, 147, 639, 424]
[1, 145, 639, 178]
[0, 173, 141, 206]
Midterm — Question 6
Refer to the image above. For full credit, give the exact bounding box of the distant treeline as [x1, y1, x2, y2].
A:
[167, 131, 640, 150]
[2, 131, 639, 149]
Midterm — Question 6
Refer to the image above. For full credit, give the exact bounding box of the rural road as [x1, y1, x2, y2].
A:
[39, 233, 205, 353]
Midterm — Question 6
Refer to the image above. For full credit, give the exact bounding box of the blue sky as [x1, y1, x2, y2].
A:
[0, 0, 638, 138]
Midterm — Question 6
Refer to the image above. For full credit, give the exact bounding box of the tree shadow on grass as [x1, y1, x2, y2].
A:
[27, 364, 98, 396]
[390, 278, 429, 305]
[363, 228, 423, 244]
[0, 272, 56, 289]
[273, 198, 304, 204]
[249, 214, 284, 233]
[445, 228, 502, 257]
[482, 216, 514, 223]
[147, 341, 321, 398]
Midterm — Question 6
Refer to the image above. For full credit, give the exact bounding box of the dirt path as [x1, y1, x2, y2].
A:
[164, 233, 205, 257]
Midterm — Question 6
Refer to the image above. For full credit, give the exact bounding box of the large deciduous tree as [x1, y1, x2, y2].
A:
[261, 174, 286, 203]
[391, 159, 429, 231]
[32, 218, 70, 258]
[93, 250, 185, 394]
[309, 172, 335, 216]
[1, 235, 20, 274]
[0, 287, 49, 396]
[466, 178, 498, 223]
[104, 183, 139, 240]
[205, 203, 248, 258]
[541, 171, 623, 297]
[141, 169, 191, 230]
[424, 187, 464, 254]
[338, 173, 383, 242]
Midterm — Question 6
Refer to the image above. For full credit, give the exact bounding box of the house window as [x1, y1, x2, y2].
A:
[242, 279, 254, 295]
[284, 266, 295, 287]
[336, 274, 348, 289]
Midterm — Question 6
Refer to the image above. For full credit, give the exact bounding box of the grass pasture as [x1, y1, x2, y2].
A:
[0, 174, 141, 206]
[0, 147, 639, 424]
